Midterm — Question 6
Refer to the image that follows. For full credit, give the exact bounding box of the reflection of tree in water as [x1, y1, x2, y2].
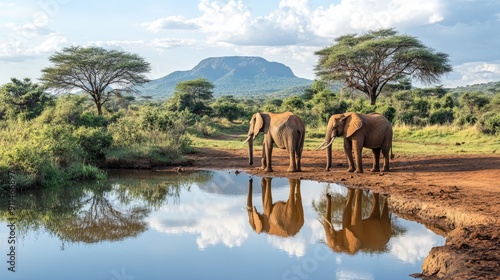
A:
[52, 193, 149, 244]
[312, 185, 407, 254]
[0, 170, 216, 247]
[112, 170, 214, 209]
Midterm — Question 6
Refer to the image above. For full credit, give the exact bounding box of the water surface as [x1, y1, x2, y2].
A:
[0, 170, 444, 280]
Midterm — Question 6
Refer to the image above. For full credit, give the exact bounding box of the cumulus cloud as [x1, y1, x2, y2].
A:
[310, 0, 444, 38]
[147, 189, 250, 250]
[268, 235, 307, 257]
[443, 61, 500, 87]
[142, 16, 199, 32]
[390, 230, 443, 264]
[150, 38, 198, 50]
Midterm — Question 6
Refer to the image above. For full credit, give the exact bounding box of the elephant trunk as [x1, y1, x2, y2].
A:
[247, 136, 254, 165]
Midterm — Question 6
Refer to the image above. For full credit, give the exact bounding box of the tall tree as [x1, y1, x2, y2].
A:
[315, 28, 452, 105]
[0, 77, 53, 120]
[168, 78, 214, 115]
[40, 46, 151, 115]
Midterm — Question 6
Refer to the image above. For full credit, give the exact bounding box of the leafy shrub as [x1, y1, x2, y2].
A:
[429, 108, 454, 125]
[478, 112, 500, 135]
[73, 127, 112, 162]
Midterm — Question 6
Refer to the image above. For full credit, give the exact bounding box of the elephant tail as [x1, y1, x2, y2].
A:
[390, 147, 394, 160]
[297, 129, 305, 156]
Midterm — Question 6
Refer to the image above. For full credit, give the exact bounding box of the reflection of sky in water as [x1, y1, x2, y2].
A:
[0, 170, 445, 280]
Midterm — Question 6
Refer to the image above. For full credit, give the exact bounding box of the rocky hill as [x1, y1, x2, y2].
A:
[138, 56, 313, 99]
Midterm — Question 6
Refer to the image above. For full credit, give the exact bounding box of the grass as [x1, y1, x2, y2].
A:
[190, 122, 499, 157]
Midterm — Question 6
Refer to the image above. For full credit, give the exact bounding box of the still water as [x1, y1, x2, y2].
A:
[0, 170, 444, 280]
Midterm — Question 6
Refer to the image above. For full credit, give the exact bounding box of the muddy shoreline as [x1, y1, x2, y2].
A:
[175, 147, 500, 279]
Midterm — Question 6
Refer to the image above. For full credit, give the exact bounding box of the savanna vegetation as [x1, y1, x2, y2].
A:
[1, 30, 499, 190]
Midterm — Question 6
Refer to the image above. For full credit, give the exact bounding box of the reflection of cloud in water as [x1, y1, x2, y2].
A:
[147, 197, 248, 250]
[336, 270, 373, 280]
[390, 229, 441, 264]
[268, 235, 306, 257]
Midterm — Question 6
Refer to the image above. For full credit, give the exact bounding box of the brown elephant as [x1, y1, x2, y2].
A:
[247, 178, 304, 237]
[244, 112, 305, 172]
[322, 188, 391, 254]
[317, 112, 393, 173]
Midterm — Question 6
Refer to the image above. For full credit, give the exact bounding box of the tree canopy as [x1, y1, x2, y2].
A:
[0, 78, 53, 120]
[167, 78, 214, 115]
[40, 46, 151, 115]
[315, 28, 452, 105]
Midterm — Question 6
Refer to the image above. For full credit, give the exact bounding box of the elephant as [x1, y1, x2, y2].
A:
[317, 112, 393, 173]
[322, 188, 392, 254]
[244, 112, 305, 172]
[247, 178, 304, 237]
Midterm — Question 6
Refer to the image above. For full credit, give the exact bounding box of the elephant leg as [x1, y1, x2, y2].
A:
[370, 148, 381, 172]
[264, 140, 273, 172]
[287, 152, 298, 172]
[352, 140, 364, 173]
[296, 151, 302, 172]
[344, 140, 355, 172]
[260, 147, 267, 170]
[368, 193, 381, 219]
[381, 147, 390, 172]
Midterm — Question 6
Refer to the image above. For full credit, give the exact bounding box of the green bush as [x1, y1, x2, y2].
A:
[74, 127, 112, 162]
[430, 108, 454, 125]
[478, 112, 500, 135]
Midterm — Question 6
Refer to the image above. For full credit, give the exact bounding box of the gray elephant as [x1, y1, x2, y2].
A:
[247, 178, 304, 237]
[244, 112, 305, 172]
[317, 112, 393, 173]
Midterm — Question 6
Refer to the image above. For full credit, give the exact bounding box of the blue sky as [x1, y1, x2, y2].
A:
[1, 0, 499, 88]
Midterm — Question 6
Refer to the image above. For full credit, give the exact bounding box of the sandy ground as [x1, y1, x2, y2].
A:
[183, 147, 500, 279]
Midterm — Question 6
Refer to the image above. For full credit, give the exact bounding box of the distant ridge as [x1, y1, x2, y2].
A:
[138, 56, 313, 98]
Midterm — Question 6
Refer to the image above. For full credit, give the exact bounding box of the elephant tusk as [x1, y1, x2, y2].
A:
[317, 138, 335, 151]
[324, 137, 336, 148]
[316, 141, 326, 151]
[242, 135, 251, 145]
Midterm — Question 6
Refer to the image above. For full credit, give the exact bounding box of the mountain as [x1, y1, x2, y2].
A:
[138, 56, 313, 99]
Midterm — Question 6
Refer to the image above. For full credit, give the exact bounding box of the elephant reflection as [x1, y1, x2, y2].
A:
[322, 188, 391, 254]
[247, 178, 304, 237]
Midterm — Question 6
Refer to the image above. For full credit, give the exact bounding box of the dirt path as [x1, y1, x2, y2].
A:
[184, 147, 500, 279]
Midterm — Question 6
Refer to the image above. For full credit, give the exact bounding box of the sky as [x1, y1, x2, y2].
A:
[0, 0, 499, 88]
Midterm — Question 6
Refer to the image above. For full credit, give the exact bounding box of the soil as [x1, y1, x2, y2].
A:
[182, 147, 500, 279]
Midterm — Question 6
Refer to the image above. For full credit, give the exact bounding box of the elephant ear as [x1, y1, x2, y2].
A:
[253, 113, 264, 139]
[343, 113, 363, 138]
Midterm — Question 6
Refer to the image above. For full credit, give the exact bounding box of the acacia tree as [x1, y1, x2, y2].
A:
[168, 78, 214, 115]
[40, 46, 151, 115]
[315, 28, 452, 105]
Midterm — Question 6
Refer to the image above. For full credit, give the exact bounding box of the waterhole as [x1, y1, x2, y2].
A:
[0, 170, 444, 279]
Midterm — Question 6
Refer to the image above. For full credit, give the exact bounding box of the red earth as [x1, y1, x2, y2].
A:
[181, 147, 500, 279]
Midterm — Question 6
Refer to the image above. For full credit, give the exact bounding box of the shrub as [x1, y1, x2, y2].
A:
[73, 127, 113, 162]
[430, 108, 454, 125]
[478, 112, 500, 135]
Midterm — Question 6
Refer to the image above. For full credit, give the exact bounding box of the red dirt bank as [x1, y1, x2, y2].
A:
[183, 148, 500, 279]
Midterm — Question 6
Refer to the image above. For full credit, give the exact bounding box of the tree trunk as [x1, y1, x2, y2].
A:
[370, 94, 377, 105]
[96, 102, 103, 116]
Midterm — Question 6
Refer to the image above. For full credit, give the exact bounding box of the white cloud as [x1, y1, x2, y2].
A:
[268, 235, 306, 257]
[390, 230, 442, 264]
[310, 0, 444, 38]
[30, 34, 66, 54]
[443, 61, 500, 87]
[141, 16, 199, 33]
[147, 190, 250, 250]
[150, 38, 198, 50]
